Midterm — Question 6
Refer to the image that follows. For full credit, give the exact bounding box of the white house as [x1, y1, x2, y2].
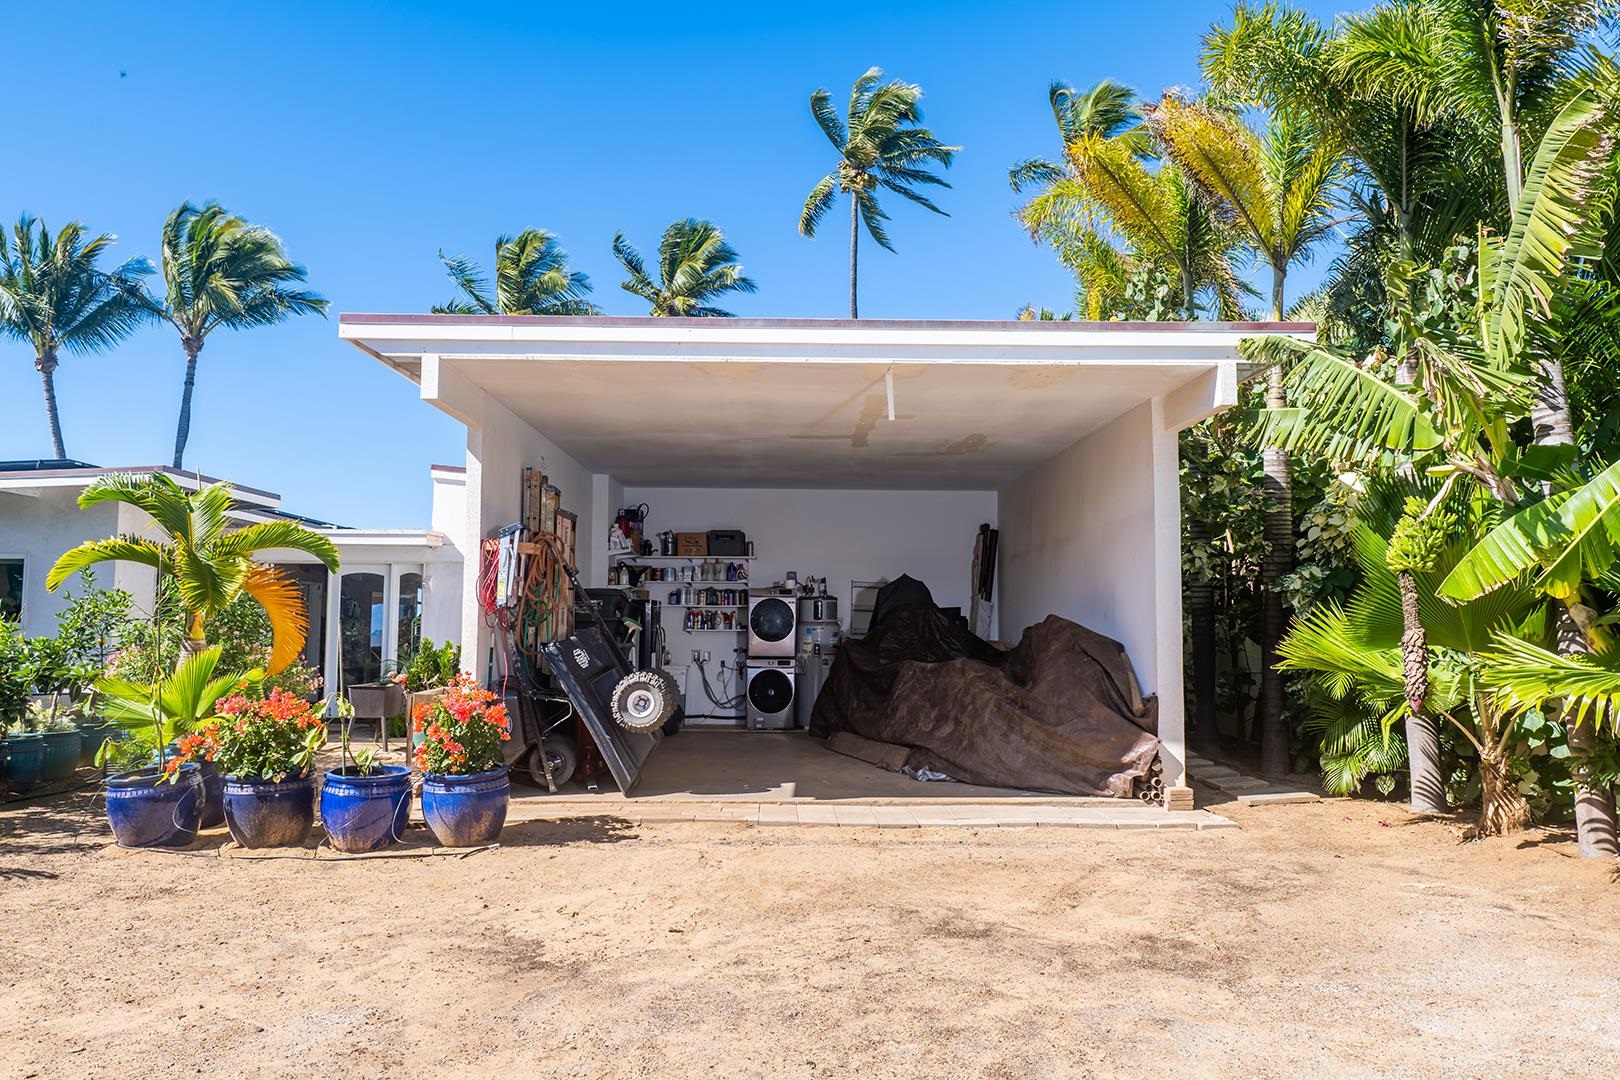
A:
[338, 315, 1312, 806]
[0, 460, 465, 693]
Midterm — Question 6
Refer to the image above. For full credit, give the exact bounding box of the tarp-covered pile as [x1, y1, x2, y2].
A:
[810, 596, 1159, 797]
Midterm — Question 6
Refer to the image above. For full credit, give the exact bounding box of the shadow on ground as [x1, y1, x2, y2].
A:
[495, 815, 640, 847]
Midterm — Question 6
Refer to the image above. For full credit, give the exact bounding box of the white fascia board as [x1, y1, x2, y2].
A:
[341, 318, 1313, 370]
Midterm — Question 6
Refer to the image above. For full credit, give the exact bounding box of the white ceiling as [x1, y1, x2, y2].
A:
[453, 357, 1208, 489]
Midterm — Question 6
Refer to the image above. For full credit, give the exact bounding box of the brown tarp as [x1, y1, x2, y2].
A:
[810, 606, 1160, 797]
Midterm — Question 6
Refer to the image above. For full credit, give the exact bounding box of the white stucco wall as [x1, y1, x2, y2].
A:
[0, 490, 154, 637]
[462, 393, 603, 680]
[995, 400, 1186, 788]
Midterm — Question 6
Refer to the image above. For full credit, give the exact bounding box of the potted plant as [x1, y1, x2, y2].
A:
[97, 647, 244, 831]
[211, 688, 327, 848]
[321, 698, 413, 853]
[22, 701, 83, 783]
[397, 640, 461, 748]
[92, 650, 240, 848]
[414, 673, 512, 847]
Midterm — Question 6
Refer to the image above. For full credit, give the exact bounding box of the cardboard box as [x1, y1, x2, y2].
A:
[675, 532, 708, 556]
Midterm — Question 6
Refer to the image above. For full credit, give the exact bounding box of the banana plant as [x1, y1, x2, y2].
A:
[1278, 477, 1548, 832]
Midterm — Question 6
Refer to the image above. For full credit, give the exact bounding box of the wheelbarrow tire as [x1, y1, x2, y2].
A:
[610, 670, 676, 734]
[529, 736, 577, 789]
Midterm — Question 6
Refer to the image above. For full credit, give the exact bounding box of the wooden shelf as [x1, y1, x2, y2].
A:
[662, 604, 746, 610]
[610, 553, 757, 562]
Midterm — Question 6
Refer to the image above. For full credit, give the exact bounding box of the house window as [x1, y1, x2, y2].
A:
[0, 559, 22, 621]
[340, 572, 386, 687]
[398, 571, 423, 659]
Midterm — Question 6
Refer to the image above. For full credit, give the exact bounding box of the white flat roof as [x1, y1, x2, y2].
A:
[340, 315, 1312, 489]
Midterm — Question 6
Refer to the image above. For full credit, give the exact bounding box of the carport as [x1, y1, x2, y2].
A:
[339, 314, 1309, 807]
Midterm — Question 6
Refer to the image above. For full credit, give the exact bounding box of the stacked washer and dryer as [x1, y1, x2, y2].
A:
[745, 591, 843, 730]
[744, 592, 798, 729]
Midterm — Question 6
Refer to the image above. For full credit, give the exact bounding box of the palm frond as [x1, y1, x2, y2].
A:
[211, 520, 340, 571]
[46, 536, 165, 592]
[1440, 458, 1620, 601]
[1482, 632, 1620, 734]
[240, 564, 309, 674]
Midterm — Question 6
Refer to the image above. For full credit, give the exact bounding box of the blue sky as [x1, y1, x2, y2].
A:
[2, 0, 1345, 527]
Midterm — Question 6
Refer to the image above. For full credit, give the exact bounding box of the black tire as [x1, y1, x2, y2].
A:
[528, 736, 577, 789]
[610, 669, 676, 734]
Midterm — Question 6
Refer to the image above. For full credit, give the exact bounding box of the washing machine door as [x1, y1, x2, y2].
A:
[748, 667, 794, 715]
[749, 596, 795, 647]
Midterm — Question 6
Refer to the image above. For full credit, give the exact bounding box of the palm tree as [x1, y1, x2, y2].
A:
[611, 219, 756, 316]
[1024, 135, 1249, 320]
[1279, 476, 1544, 832]
[434, 229, 598, 315]
[799, 68, 959, 318]
[1202, 2, 1501, 342]
[46, 473, 339, 674]
[157, 202, 327, 470]
[0, 216, 153, 459]
[1258, 86, 1620, 852]
[1147, 95, 1346, 775]
[1008, 78, 1150, 212]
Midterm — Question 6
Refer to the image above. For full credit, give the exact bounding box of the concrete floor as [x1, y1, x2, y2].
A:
[520, 729, 1124, 805]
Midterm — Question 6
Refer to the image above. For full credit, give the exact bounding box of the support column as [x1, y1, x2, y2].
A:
[1152, 396, 1192, 810]
[323, 569, 342, 696]
[381, 563, 401, 674]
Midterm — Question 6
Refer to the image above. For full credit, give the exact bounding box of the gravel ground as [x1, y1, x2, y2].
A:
[2, 781, 1617, 1079]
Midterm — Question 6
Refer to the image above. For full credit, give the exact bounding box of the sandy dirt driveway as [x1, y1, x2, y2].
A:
[2, 786, 1618, 1080]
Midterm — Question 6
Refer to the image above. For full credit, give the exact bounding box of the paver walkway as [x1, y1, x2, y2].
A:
[1185, 751, 1321, 806]
[511, 800, 1238, 830]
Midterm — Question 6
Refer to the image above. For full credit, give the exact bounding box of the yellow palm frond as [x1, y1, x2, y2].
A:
[240, 564, 309, 674]
[1148, 96, 1277, 257]
[1065, 135, 1184, 263]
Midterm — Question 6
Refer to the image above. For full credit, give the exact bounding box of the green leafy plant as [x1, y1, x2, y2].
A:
[94, 646, 256, 781]
[47, 473, 339, 673]
[612, 219, 756, 317]
[396, 639, 460, 694]
[209, 688, 326, 782]
[433, 229, 598, 316]
[411, 674, 509, 776]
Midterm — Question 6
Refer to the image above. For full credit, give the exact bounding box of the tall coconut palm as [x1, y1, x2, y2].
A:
[0, 217, 153, 459]
[157, 202, 327, 470]
[434, 229, 599, 316]
[1147, 96, 1346, 774]
[611, 219, 756, 317]
[799, 68, 959, 318]
[46, 473, 339, 673]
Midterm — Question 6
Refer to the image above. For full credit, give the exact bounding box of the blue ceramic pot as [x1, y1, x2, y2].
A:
[321, 765, 413, 853]
[421, 767, 509, 847]
[76, 722, 110, 766]
[222, 772, 316, 848]
[5, 735, 46, 793]
[38, 729, 81, 781]
[5, 734, 45, 793]
[195, 761, 226, 828]
[105, 765, 202, 848]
